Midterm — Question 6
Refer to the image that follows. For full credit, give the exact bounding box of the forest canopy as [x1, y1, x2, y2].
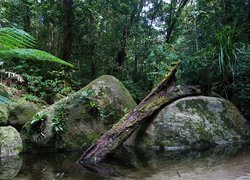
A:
[0, 0, 249, 119]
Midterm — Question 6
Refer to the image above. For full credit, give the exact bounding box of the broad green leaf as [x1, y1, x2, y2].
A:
[0, 49, 74, 67]
[0, 27, 37, 49]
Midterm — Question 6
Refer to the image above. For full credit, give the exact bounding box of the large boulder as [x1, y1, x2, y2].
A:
[0, 155, 22, 179]
[0, 83, 40, 129]
[8, 98, 40, 131]
[127, 96, 248, 149]
[0, 98, 40, 130]
[0, 126, 23, 157]
[21, 75, 137, 152]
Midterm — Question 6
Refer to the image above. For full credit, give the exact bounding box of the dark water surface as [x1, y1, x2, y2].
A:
[1, 144, 250, 180]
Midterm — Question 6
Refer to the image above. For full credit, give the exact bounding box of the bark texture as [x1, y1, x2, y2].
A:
[78, 62, 200, 165]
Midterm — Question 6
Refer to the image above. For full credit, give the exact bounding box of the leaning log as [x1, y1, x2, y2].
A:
[78, 62, 200, 165]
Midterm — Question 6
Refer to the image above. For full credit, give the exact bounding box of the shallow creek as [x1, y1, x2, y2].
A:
[1, 144, 250, 179]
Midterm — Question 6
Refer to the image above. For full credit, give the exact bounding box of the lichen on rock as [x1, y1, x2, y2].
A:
[0, 126, 23, 157]
[0, 84, 10, 98]
[0, 155, 22, 179]
[8, 98, 40, 131]
[0, 105, 9, 126]
[21, 75, 137, 152]
[127, 96, 248, 150]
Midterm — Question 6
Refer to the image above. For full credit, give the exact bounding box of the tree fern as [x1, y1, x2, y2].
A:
[0, 27, 74, 67]
[0, 28, 37, 49]
[0, 49, 74, 67]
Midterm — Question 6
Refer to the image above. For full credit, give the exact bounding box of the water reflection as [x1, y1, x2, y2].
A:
[0, 155, 22, 179]
[114, 144, 250, 179]
[15, 152, 106, 180]
[9, 144, 250, 179]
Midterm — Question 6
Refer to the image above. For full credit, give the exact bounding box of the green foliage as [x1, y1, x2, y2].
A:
[52, 117, 64, 134]
[178, 47, 219, 85]
[0, 27, 36, 49]
[22, 94, 41, 104]
[0, 27, 74, 67]
[51, 105, 67, 135]
[177, 0, 250, 119]
[30, 112, 47, 140]
[233, 46, 250, 119]
[215, 25, 238, 80]
[1, 0, 249, 120]
[0, 49, 74, 67]
[22, 73, 69, 104]
[144, 44, 180, 86]
[122, 79, 145, 102]
[30, 112, 46, 125]
[81, 88, 99, 117]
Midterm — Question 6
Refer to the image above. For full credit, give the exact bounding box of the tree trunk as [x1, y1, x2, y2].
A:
[22, 0, 31, 32]
[165, 0, 189, 43]
[78, 62, 200, 166]
[248, 0, 250, 40]
[63, 0, 73, 61]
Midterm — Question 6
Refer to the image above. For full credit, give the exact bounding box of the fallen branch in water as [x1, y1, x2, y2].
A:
[78, 62, 200, 166]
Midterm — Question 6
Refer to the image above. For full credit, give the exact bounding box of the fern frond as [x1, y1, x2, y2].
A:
[0, 27, 74, 67]
[0, 49, 74, 67]
[0, 27, 37, 49]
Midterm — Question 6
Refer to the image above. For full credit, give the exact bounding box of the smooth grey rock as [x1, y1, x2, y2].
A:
[127, 96, 248, 149]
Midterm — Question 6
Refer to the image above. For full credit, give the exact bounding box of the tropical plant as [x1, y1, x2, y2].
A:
[0, 27, 74, 67]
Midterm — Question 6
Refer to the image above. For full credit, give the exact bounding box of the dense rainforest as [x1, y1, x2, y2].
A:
[0, 0, 249, 119]
[1, 0, 250, 179]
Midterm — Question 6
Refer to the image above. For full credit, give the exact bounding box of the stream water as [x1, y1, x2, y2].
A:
[1, 144, 250, 180]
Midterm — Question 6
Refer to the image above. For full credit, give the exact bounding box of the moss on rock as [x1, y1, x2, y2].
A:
[0, 126, 23, 157]
[127, 96, 248, 150]
[21, 75, 137, 152]
[7, 98, 40, 131]
[0, 105, 9, 125]
[0, 84, 9, 98]
[0, 155, 22, 179]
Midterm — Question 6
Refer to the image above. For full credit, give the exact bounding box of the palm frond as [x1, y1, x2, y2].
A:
[0, 27, 74, 67]
[0, 49, 74, 68]
[0, 27, 37, 49]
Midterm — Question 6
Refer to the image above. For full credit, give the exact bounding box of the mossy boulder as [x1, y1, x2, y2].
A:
[0, 105, 9, 125]
[0, 84, 9, 98]
[0, 83, 20, 98]
[0, 155, 22, 179]
[8, 98, 40, 131]
[21, 75, 137, 152]
[0, 126, 23, 157]
[0, 98, 40, 130]
[128, 96, 248, 149]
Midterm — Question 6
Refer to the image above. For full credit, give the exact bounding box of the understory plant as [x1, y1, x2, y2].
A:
[0, 27, 74, 103]
[0, 27, 74, 67]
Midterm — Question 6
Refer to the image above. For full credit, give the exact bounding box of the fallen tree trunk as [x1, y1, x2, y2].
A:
[78, 62, 200, 165]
